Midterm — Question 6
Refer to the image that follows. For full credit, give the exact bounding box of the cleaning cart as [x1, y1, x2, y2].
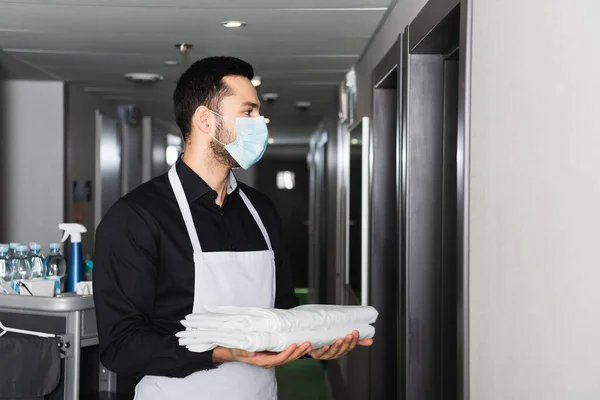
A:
[0, 293, 117, 399]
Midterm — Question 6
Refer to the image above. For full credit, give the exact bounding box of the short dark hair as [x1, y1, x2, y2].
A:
[173, 56, 254, 142]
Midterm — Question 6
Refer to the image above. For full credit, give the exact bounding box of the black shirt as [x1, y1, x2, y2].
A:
[93, 158, 299, 380]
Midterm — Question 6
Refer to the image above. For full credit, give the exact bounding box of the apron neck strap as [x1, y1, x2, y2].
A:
[168, 165, 203, 253]
[238, 189, 273, 251]
[168, 164, 274, 254]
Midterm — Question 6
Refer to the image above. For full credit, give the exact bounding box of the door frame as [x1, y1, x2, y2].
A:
[371, 35, 403, 400]
[342, 116, 370, 307]
[399, 0, 472, 398]
[307, 128, 329, 305]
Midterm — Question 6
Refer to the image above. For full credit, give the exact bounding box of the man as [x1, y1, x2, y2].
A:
[93, 56, 372, 400]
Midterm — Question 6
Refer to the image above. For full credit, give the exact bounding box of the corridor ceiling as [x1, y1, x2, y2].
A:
[0, 0, 391, 142]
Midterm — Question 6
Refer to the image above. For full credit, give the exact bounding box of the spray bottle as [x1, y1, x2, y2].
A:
[59, 223, 87, 293]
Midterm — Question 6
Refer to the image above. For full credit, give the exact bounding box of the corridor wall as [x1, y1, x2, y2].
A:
[0, 80, 65, 247]
[469, 0, 600, 398]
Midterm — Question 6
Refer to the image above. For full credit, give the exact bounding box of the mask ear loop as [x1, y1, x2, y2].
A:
[207, 109, 231, 147]
[208, 109, 235, 123]
[210, 135, 227, 147]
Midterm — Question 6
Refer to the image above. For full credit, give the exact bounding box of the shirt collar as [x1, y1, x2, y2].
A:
[176, 158, 238, 204]
[226, 170, 238, 195]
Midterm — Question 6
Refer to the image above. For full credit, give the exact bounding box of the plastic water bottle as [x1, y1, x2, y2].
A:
[13, 245, 32, 290]
[28, 242, 46, 279]
[0, 244, 12, 284]
[8, 242, 19, 273]
[46, 243, 66, 295]
[8, 243, 18, 257]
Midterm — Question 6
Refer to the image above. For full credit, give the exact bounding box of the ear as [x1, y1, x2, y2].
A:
[192, 106, 213, 135]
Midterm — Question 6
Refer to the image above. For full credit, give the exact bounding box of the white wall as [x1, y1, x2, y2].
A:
[151, 119, 170, 178]
[354, 0, 429, 120]
[469, 0, 600, 398]
[0, 81, 65, 248]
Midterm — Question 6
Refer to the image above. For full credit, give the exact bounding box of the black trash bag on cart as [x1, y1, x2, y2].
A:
[0, 333, 61, 399]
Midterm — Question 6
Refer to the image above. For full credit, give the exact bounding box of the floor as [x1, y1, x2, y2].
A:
[276, 358, 330, 400]
[276, 290, 331, 400]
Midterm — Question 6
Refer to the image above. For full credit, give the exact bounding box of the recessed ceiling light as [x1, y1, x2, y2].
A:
[268, 138, 275, 144]
[264, 118, 271, 124]
[124, 72, 163, 83]
[351, 138, 359, 145]
[262, 93, 280, 102]
[164, 60, 178, 66]
[174, 43, 193, 55]
[251, 76, 262, 87]
[296, 101, 312, 109]
[223, 21, 247, 28]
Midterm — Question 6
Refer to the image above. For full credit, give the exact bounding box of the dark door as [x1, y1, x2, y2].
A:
[255, 158, 310, 289]
[399, 3, 463, 399]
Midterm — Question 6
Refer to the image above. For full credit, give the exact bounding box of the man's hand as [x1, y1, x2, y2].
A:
[213, 342, 312, 369]
[308, 330, 373, 360]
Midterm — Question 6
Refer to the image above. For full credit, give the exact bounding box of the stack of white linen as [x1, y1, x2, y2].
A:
[177, 304, 378, 353]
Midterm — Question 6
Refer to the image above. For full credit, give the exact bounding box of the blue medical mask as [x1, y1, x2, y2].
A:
[209, 110, 269, 170]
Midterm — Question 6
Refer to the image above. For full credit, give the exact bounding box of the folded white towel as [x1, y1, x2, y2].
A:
[181, 304, 378, 333]
[180, 324, 375, 353]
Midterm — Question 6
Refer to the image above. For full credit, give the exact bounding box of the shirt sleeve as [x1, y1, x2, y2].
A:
[93, 201, 217, 378]
[270, 201, 300, 310]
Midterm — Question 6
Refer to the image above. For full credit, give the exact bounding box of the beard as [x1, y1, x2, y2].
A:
[209, 118, 239, 169]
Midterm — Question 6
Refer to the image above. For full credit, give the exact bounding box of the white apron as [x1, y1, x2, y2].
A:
[134, 166, 277, 400]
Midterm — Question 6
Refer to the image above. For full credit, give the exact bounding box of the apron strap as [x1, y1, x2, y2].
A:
[239, 189, 273, 251]
[169, 164, 273, 254]
[168, 166, 203, 253]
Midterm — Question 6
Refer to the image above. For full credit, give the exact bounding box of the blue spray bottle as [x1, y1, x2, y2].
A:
[59, 223, 87, 293]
